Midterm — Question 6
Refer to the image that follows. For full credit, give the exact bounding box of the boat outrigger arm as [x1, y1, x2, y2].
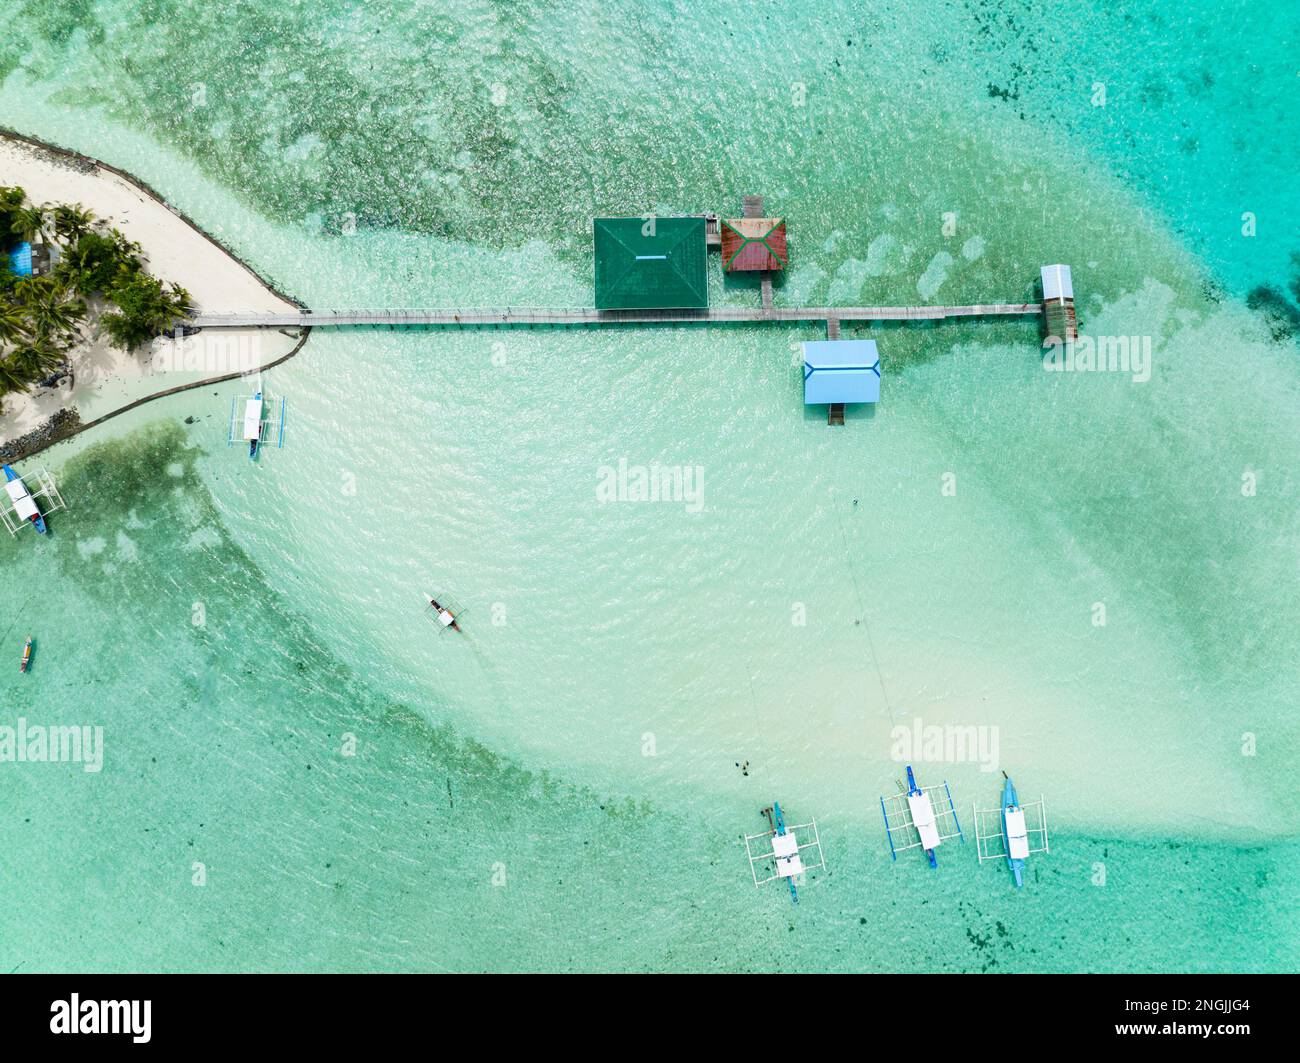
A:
[880, 764, 965, 868]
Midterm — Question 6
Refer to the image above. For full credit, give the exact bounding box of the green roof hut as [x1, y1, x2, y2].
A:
[593, 217, 709, 310]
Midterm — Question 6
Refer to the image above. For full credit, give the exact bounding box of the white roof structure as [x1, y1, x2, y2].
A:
[436, 609, 455, 627]
[1041, 264, 1074, 301]
[242, 397, 264, 442]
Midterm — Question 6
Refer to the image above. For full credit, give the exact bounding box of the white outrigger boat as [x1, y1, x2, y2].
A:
[880, 765, 964, 868]
[2, 463, 66, 536]
[973, 772, 1049, 888]
[424, 593, 464, 633]
[227, 381, 285, 461]
[743, 801, 825, 904]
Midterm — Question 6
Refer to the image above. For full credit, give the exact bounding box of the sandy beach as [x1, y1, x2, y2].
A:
[0, 133, 303, 445]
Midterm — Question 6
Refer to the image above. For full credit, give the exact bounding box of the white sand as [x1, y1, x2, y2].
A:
[0, 135, 302, 440]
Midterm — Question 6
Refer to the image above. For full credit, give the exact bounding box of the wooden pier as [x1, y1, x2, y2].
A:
[189, 302, 1043, 330]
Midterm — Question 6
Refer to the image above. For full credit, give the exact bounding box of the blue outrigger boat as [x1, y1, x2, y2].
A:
[1000, 774, 1030, 887]
[229, 386, 286, 461]
[880, 764, 964, 869]
[3, 464, 47, 534]
[973, 772, 1050, 887]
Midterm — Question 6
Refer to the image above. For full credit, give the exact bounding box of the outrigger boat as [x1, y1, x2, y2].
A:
[3, 464, 46, 534]
[1, 464, 65, 537]
[743, 801, 826, 905]
[880, 764, 964, 868]
[20, 637, 32, 673]
[973, 772, 1049, 888]
[228, 381, 286, 461]
[426, 596, 461, 632]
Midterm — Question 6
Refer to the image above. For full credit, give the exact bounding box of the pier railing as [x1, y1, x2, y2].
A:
[189, 303, 1043, 329]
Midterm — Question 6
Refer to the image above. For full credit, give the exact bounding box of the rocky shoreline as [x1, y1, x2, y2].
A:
[0, 407, 82, 463]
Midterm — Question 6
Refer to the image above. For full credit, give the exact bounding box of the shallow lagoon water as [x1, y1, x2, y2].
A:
[1, 0, 1298, 971]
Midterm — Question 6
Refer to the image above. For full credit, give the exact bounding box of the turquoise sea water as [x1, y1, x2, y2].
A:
[1, 0, 1298, 972]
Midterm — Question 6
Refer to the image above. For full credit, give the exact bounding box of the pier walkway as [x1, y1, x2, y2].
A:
[190, 302, 1043, 330]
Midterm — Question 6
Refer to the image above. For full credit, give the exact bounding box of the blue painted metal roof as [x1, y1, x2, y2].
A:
[802, 339, 880, 404]
[7, 242, 32, 277]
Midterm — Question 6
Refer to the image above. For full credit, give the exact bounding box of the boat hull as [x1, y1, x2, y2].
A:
[1001, 776, 1026, 887]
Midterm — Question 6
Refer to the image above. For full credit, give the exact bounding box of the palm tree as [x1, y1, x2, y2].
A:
[0, 303, 30, 346]
[0, 355, 34, 396]
[51, 204, 96, 242]
[10, 204, 51, 244]
[5, 336, 64, 381]
[12, 277, 85, 345]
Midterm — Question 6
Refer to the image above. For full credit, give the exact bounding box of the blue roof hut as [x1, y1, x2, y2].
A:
[802, 339, 880, 425]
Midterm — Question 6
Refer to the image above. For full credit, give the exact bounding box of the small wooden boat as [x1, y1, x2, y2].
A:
[20, 636, 32, 673]
[428, 597, 461, 632]
[3, 464, 46, 534]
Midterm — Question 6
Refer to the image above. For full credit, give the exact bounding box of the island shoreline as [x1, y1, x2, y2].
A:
[0, 126, 313, 462]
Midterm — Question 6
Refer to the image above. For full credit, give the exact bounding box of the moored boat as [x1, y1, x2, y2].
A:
[3, 464, 46, 534]
[1000, 773, 1031, 888]
[973, 773, 1049, 887]
[428, 597, 461, 632]
[880, 764, 965, 868]
[20, 636, 32, 673]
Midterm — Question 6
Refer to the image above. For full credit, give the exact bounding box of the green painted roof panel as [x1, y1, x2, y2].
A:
[593, 217, 709, 309]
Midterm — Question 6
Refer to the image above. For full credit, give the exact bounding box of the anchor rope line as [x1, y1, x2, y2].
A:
[834, 506, 898, 725]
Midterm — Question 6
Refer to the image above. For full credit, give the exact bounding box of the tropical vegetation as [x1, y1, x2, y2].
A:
[0, 185, 192, 408]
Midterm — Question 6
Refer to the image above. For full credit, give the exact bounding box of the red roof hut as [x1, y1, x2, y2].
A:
[720, 217, 788, 272]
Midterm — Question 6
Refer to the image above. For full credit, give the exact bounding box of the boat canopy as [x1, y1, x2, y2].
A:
[1004, 807, 1030, 859]
[242, 398, 264, 441]
[4, 479, 38, 520]
[907, 791, 942, 850]
[437, 609, 455, 627]
[771, 832, 805, 878]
